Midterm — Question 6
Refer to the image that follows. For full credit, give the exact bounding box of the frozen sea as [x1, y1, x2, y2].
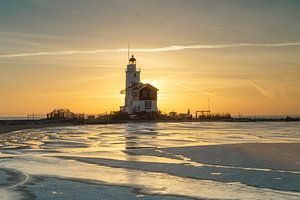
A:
[0, 122, 300, 200]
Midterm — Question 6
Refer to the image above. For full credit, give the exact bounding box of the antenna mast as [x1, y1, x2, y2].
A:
[208, 97, 211, 112]
[128, 44, 130, 62]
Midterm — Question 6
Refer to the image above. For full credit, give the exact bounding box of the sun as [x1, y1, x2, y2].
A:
[141, 79, 164, 90]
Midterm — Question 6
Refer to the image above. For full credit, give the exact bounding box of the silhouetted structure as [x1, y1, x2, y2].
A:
[178, 109, 193, 120]
[27, 114, 46, 120]
[168, 112, 177, 119]
[120, 55, 158, 115]
[47, 109, 84, 120]
[195, 110, 211, 118]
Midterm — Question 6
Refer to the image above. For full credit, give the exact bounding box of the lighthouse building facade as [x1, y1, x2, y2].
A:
[120, 55, 158, 114]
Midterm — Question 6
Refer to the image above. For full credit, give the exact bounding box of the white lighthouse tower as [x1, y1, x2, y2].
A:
[124, 55, 140, 112]
[120, 55, 158, 115]
[126, 55, 140, 88]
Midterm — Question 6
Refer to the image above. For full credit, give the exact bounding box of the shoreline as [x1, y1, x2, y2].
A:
[0, 118, 300, 136]
[0, 123, 74, 136]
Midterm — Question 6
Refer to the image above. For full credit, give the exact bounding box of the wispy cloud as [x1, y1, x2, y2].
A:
[0, 37, 57, 49]
[1, 42, 300, 59]
[26, 75, 122, 92]
[170, 80, 200, 92]
[0, 30, 79, 40]
[250, 81, 275, 99]
[169, 80, 236, 103]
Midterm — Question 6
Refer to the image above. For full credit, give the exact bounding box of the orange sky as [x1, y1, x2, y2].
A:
[0, 0, 300, 116]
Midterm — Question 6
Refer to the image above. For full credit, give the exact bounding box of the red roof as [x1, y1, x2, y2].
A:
[130, 83, 158, 91]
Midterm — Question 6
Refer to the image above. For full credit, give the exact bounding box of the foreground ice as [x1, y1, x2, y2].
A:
[0, 122, 299, 199]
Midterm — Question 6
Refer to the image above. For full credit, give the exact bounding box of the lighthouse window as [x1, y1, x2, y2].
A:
[142, 90, 147, 97]
[145, 101, 152, 109]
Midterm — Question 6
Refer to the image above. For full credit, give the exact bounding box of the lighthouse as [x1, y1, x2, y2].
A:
[125, 55, 140, 88]
[120, 55, 158, 115]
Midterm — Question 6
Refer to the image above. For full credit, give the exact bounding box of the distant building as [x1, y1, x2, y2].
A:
[47, 108, 84, 120]
[120, 55, 159, 114]
[168, 112, 177, 119]
[177, 109, 192, 120]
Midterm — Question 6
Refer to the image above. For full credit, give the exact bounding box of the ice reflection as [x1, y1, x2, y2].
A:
[1, 122, 300, 152]
[125, 123, 159, 150]
[124, 123, 158, 186]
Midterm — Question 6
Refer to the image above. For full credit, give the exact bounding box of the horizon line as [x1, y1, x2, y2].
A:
[0, 42, 300, 59]
[1, 114, 300, 118]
